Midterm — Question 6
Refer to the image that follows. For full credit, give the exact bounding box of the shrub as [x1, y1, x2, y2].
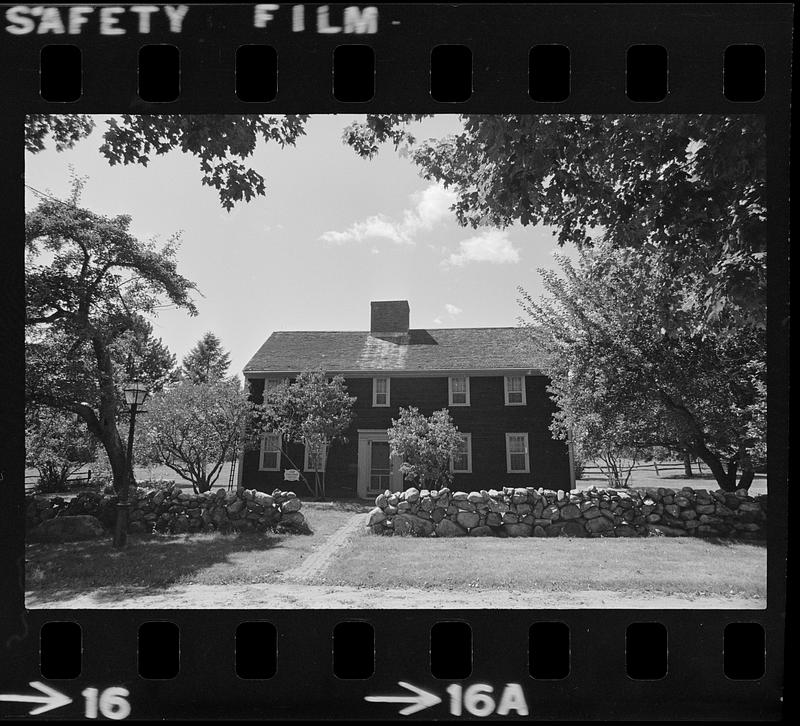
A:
[387, 407, 463, 490]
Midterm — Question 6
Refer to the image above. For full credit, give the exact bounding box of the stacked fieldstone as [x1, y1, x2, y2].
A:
[367, 485, 766, 539]
[25, 484, 309, 536]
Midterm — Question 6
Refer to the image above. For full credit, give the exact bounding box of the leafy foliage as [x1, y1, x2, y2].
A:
[387, 407, 463, 490]
[27, 317, 178, 422]
[25, 114, 95, 153]
[25, 408, 97, 493]
[260, 370, 356, 498]
[136, 379, 254, 494]
[340, 114, 427, 158]
[345, 114, 766, 327]
[25, 114, 309, 211]
[26, 114, 767, 326]
[519, 241, 766, 491]
[180, 332, 232, 384]
[25, 182, 196, 493]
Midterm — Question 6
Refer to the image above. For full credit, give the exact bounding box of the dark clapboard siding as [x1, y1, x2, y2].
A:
[241, 375, 571, 497]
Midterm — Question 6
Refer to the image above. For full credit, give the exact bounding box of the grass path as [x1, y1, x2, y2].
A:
[285, 513, 365, 582]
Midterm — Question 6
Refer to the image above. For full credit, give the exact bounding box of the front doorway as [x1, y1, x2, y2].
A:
[357, 430, 404, 499]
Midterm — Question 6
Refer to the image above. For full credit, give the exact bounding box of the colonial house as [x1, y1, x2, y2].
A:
[240, 300, 573, 498]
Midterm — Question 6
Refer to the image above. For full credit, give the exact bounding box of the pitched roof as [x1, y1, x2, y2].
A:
[243, 327, 547, 374]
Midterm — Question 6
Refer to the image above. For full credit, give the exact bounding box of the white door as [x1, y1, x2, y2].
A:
[357, 430, 403, 499]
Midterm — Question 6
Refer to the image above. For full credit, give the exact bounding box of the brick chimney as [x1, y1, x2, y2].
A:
[370, 300, 410, 341]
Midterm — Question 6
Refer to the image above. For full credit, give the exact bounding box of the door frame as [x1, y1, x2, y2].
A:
[357, 429, 404, 499]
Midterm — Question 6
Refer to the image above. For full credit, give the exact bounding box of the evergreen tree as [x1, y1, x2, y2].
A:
[181, 332, 231, 384]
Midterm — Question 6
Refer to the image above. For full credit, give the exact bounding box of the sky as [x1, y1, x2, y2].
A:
[25, 114, 570, 378]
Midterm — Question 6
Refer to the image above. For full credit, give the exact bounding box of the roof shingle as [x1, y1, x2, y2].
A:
[243, 327, 546, 374]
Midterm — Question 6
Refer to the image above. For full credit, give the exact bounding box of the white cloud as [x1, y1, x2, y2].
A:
[445, 303, 462, 316]
[320, 183, 457, 246]
[320, 214, 409, 244]
[404, 184, 457, 232]
[444, 229, 521, 267]
[432, 317, 443, 325]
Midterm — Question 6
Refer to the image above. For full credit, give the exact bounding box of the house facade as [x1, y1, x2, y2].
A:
[240, 301, 573, 498]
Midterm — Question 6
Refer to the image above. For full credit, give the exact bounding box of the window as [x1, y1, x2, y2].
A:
[372, 377, 390, 407]
[448, 376, 470, 406]
[504, 375, 527, 405]
[451, 433, 472, 473]
[259, 433, 282, 471]
[262, 377, 285, 403]
[304, 441, 327, 472]
[506, 433, 530, 473]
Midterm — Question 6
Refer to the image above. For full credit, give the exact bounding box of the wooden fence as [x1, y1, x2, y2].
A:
[580, 459, 706, 478]
[24, 469, 92, 493]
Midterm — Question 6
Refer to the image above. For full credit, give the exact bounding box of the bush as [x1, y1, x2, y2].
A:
[387, 407, 463, 490]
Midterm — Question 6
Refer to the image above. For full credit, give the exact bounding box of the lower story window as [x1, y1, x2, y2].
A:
[260, 433, 282, 471]
[451, 433, 472, 473]
[304, 441, 328, 472]
[506, 433, 530, 473]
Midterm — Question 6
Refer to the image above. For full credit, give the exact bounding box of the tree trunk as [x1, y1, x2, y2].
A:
[102, 421, 129, 494]
[689, 445, 739, 492]
[682, 452, 694, 478]
[738, 469, 755, 490]
[659, 393, 739, 490]
[93, 336, 133, 495]
[736, 449, 755, 491]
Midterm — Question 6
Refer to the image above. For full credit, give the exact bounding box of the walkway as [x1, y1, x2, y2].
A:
[283, 512, 365, 582]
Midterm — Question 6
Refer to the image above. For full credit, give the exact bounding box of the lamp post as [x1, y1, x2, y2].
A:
[113, 381, 149, 549]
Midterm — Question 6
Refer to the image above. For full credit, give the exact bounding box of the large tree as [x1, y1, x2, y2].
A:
[180, 332, 231, 384]
[25, 186, 196, 494]
[137, 379, 254, 494]
[260, 370, 356, 498]
[519, 242, 766, 492]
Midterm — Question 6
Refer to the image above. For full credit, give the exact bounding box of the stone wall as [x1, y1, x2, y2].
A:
[367, 485, 766, 538]
[26, 485, 309, 536]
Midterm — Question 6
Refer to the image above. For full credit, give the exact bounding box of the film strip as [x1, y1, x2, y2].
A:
[0, 2, 790, 721]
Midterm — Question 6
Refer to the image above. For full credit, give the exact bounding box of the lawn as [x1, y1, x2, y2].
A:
[321, 530, 767, 601]
[25, 502, 367, 605]
[24, 497, 766, 609]
[577, 471, 768, 495]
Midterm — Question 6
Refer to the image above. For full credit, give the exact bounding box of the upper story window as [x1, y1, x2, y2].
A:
[450, 433, 473, 473]
[505, 433, 530, 473]
[259, 433, 282, 471]
[448, 376, 470, 406]
[304, 441, 327, 472]
[263, 377, 286, 403]
[373, 377, 390, 407]
[504, 375, 527, 406]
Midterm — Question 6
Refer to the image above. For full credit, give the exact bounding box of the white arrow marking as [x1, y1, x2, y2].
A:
[0, 681, 72, 715]
[365, 681, 442, 716]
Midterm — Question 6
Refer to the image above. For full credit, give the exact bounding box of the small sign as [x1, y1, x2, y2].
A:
[283, 469, 300, 482]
